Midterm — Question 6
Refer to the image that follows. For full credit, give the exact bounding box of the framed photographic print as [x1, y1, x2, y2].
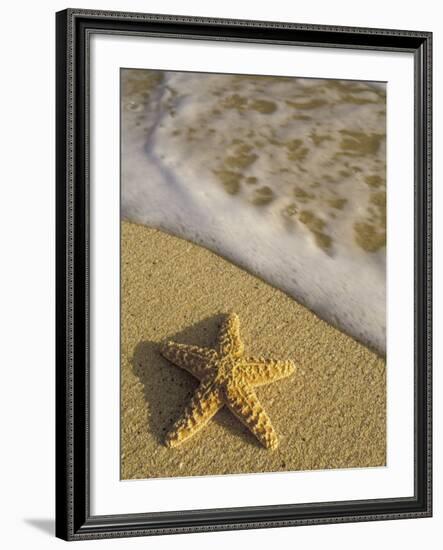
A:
[55, 8, 432, 541]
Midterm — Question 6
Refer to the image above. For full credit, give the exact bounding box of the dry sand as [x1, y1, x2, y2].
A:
[121, 220, 386, 479]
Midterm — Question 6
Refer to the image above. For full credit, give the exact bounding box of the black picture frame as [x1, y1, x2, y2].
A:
[55, 8, 432, 541]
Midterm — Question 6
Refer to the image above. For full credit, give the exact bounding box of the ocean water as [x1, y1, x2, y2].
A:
[121, 69, 386, 354]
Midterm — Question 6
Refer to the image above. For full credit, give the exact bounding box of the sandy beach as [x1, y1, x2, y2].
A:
[121, 221, 386, 479]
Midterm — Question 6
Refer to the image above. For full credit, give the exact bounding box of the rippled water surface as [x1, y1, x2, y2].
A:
[121, 69, 386, 353]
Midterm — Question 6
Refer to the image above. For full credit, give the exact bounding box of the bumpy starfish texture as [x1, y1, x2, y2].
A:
[160, 313, 296, 450]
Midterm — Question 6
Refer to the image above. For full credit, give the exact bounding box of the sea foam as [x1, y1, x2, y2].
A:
[121, 70, 386, 354]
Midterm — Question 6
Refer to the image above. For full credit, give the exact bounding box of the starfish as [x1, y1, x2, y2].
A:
[160, 313, 296, 450]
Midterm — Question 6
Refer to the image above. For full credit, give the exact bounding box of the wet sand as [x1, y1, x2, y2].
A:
[121, 220, 386, 480]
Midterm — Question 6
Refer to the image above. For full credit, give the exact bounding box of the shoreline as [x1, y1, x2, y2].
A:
[123, 218, 385, 360]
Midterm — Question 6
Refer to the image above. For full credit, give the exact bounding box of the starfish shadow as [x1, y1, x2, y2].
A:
[131, 314, 262, 449]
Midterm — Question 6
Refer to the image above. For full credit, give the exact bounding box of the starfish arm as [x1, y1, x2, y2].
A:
[217, 313, 244, 357]
[224, 383, 279, 450]
[160, 341, 217, 379]
[165, 382, 223, 447]
[243, 358, 296, 386]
